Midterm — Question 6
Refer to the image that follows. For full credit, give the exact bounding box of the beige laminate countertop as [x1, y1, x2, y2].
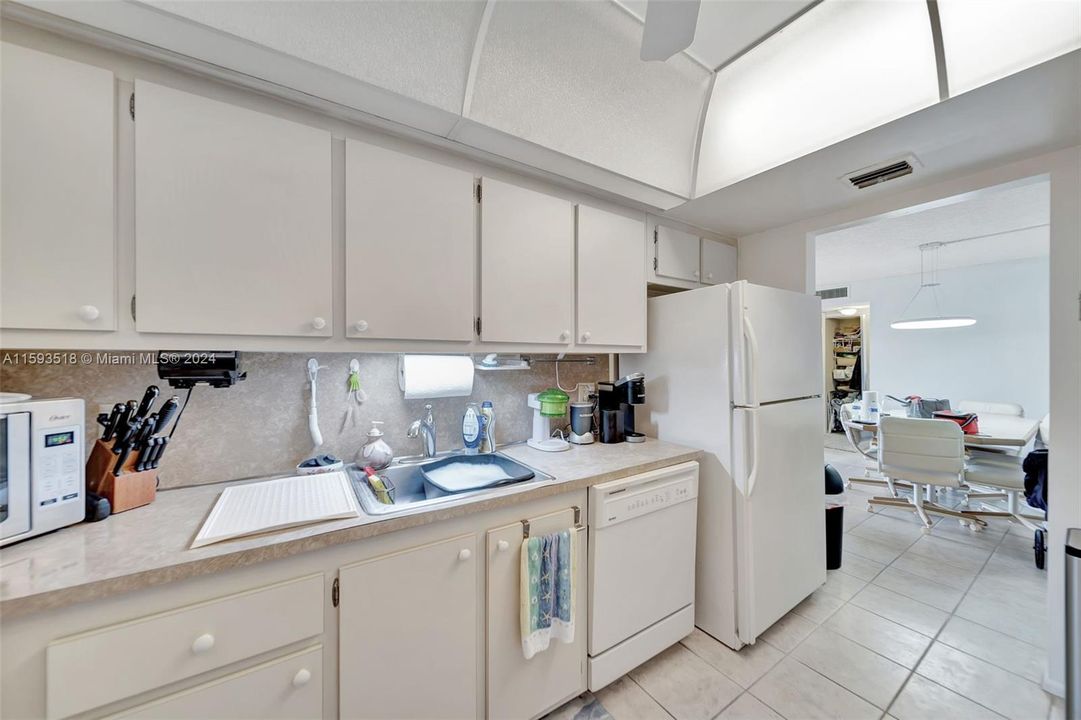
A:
[0, 439, 700, 619]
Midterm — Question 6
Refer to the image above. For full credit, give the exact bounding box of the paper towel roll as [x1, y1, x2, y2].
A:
[398, 355, 475, 399]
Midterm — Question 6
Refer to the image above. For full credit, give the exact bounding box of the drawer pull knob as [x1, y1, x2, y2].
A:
[458, 548, 472, 562]
[581, 331, 591, 342]
[354, 320, 369, 333]
[292, 668, 312, 688]
[311, 316, 327, 330]
[191, 633, 215, 655]
[78, 305, 100, 322]
[560, 330, 570, 342]
[497, 540, 510, 552]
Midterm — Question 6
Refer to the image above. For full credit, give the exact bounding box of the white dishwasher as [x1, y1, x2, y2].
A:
[588, 461, 699, 691]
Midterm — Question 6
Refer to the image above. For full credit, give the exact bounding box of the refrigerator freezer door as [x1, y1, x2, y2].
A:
[731, 282, 823, 406]
[734, 396, 825, 645]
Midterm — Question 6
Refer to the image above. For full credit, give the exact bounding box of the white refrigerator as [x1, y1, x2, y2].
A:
[621, 280, 825, 649]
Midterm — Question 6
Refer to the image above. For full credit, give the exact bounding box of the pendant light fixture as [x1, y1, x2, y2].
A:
[890, 242, 976, 330]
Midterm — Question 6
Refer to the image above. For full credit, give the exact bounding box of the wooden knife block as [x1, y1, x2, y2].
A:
[86, 440, 157, 513]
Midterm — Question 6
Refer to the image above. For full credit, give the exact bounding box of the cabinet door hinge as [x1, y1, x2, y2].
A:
[475, 183, 482, 203]
[130, 294, 136, 322]
[653, 228, 658, 243]
[129, 92, 135, 120]
[653, 256, 658, 271]
[474, 317, 482, 337]
[332, 577, 340, 607]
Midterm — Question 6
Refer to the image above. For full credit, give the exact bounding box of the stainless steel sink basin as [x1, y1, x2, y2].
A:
[350, 451, 554, 516]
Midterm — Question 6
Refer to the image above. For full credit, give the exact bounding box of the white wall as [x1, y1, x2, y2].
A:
[824, 258, 1050, 420]
[738, 146, 1080, 697]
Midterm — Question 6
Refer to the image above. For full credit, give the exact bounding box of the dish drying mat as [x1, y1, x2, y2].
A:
[192, 471, 360, 549]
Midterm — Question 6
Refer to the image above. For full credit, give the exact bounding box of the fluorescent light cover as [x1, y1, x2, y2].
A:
[838, 307, 860, 316]
[696, 0, 939, 194]
[938, 0, 1081, 96]
[891, 317, 977, 330]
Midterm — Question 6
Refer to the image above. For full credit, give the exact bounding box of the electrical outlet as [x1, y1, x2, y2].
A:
[577, 383, 595, 403]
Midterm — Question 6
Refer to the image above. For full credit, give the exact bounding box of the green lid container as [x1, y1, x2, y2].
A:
[536, 388, 570, 417]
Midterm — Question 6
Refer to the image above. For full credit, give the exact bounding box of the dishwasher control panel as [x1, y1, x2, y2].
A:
[590, 462, 698, 529]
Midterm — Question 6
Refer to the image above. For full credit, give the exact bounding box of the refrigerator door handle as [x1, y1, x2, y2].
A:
[743, 314, 760, 408]
[746, 408, 760, 497]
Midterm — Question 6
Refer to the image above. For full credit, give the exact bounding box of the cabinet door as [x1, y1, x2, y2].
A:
[654, 225, 700, 283]
[701, 239, 736, 285]
[345, 141, 475, 341]
[339, 534, 479, 720]
[487, 510, 586, 720]
[1, 43, 115, 330]
[116, 646, 322, 720]
[480, 178, 575, 344]
[576, 206, 646, 348]
[134, 80, 332, 337]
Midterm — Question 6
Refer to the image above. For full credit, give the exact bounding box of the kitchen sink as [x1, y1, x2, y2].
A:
[349, 451, 554, 516]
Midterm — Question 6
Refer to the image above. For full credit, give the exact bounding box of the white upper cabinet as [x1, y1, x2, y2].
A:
[1, 43, 115, 331]
[133, 80, 332, 337]
[576, 206, 646, 347]
[654, 225, 701, 283]
[345, 141, 475, 341]
[701, 239, 737, 286]
[480, 178, 575, 344]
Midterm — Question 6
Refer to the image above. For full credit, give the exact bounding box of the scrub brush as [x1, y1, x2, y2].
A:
[341, 359, 368, 431]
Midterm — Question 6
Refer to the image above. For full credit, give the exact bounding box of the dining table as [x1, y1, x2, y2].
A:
[843, 411, 1041, 448]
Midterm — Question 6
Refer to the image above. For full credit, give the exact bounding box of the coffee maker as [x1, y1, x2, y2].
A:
[597, 372, 646, 443]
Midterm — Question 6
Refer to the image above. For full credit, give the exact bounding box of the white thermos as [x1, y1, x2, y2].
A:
[862, 391, 880, 423]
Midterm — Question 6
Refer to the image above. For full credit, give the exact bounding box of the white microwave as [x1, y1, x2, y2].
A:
[1, 396, 85, 546]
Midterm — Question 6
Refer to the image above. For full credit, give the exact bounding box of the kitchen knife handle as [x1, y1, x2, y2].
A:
[154, 396, 180, 434]
[151, 436, 169, 469]
[115, 417, 144, 455]
[113, 439, 135, 476]
[135, 385, 160, 420]
[101, 403, 125, 442]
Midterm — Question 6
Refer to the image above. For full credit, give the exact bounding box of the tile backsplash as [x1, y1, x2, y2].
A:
[1, 351, 609, 488]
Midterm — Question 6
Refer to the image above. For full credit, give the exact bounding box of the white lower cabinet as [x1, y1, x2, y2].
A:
[338, 533, 481, 720]
[113, 646, 322, 720]
[487, 509, 586, 720]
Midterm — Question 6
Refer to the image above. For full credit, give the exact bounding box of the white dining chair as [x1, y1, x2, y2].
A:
[963, 453, 1046, 532]
[839, 403, 907, 496]
[956, 400, 1025, 417]
[866, 416, 997, 532]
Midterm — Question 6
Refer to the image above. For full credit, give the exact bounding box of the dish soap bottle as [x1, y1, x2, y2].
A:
[358, 420, 393, 470]
[462, 403, 485, 455]
[479, 401, 495, 453]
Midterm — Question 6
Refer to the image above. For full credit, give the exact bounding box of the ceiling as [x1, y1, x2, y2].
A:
[614, 0, 817, 70]
[815, 178, 1050, 288]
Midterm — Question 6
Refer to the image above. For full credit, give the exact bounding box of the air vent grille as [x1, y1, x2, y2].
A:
[816, 286, 849, 300]
[847, 160, 914, 189]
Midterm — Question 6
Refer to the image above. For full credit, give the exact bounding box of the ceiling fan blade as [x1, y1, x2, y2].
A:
[640, 0, 701, 62]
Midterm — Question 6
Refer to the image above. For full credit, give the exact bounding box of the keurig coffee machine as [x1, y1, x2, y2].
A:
[597, 372, 646, 443]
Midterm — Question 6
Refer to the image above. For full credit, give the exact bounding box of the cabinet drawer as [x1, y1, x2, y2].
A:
[112, 645, 322, 720]
[46, 574, 323, 719]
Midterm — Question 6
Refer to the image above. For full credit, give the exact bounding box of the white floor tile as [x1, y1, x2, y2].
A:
[819, 569, 869, 601]
[594, 676, 670, 720]
[873, 566, 967, 612]
[889, 674, 1006, 720]
[846, 533, 907, 565]
[716, 693, 783, 720]
[927, 518, 1007, 551]
[850, 514, 925, 550]
[791, 588, 846, 624]
[906, 535, 993, 572]
[629, 644, 741, 720]
[849, 584, 949, 637]
[759, 611, 817, 653]
[750, 657, 880, 720]
[825, 603, 933, 669]
[839, 551, 887, 581]
[679, 628, 783, 689]
[793, 626, 910, 709]
[938, 616, 1046, 683]
[954, 593, 1047, 648]
[916, 643, 1051, 720]
[891, 550, 979, 591]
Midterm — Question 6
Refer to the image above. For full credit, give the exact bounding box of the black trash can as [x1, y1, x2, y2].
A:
[825, 465, 845, 570]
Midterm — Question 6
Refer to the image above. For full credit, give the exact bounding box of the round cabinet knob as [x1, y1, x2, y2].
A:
[311, 317, 327, 330]
[191, 633, 215, 655]
[707, 272, 714, 281]
[458, 548, 472, 562]
[581, 331, 592, 342]
[693, 270, 700, 279]
[354, 320, 369, 333]
[560, 330, 570, 342]
[497, 540, 510, 552]
[292, 668, 312, 688]
[77, 305, 100, 322]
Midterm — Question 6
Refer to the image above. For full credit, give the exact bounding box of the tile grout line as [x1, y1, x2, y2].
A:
[624, 672, 678, 720]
